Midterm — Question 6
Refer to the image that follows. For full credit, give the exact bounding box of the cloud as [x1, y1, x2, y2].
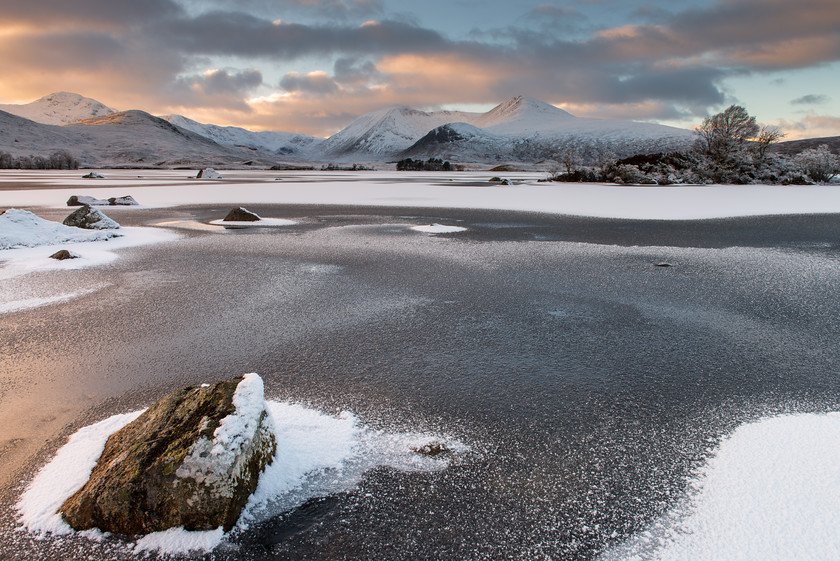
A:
[0, 0, 839, 137]
[280, 71, 339, 95]
[791, 94, 831, 105]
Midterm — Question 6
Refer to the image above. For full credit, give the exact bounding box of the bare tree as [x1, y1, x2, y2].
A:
[753, 125, 785, 168]
[695, 105, 759, 165]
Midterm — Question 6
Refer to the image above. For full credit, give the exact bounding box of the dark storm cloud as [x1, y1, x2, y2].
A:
[791, 94, 831, 105]
[153, 14, 448, 58]
[0, 0, 182, 26]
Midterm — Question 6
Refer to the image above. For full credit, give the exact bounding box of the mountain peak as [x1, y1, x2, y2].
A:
[0, 92, 116, 125]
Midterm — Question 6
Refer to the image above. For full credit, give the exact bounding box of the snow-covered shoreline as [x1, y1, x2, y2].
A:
[2, 170, 840, 220]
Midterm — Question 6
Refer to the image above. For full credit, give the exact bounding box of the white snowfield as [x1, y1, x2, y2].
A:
[600, 413, 840, 561]
[2, 170, 840, 220]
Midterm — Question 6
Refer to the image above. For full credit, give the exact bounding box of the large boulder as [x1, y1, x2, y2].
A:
[63, 205, 120, 230]
[59, 374, 276, 534]
[223, 207, 261, 222]
[67, 195, 108, 206]
[197, 168, 222, 179]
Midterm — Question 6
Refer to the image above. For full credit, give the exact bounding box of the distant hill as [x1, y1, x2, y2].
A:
[772, 136, 840, 156]
[0, 109, 277, 168]
[160, 114, 321, 158]
[0, 92, 116, 125]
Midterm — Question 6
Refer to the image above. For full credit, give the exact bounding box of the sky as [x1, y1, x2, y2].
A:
[0, 0, 838, 139]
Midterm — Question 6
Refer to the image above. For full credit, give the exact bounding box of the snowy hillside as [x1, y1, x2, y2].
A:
[0, 110, 278, 168]
[161, 114, 321, 158]
[327, 96, 695, 162]
[0, 92, 117, 125]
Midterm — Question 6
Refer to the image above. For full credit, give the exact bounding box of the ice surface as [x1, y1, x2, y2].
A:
[16, 379, 464, 556]
[601, 412, 840, 561]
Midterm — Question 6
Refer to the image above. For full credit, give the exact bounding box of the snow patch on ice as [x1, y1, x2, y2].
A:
[209, 217, 297, 228]
[0, 208, 119, 249]
[0, 287, 102, 315]
[16, 378, 465, 557]
[133, 526, 225, 555]
[410, 223, 467, 234]
[16, 410, 144, 537]
[0, 226, 180, 281]
[601, 412, 840, 561]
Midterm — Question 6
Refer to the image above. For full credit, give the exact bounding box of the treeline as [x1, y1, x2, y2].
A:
[548, 105, 840, 185]
[0, 151, 80, 169]
[396, 157, 452, 171]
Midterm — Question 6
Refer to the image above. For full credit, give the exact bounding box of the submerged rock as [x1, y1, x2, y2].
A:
[108, 195, 139, 206]
[63, 205, 120, 230]
[49, 249, 79, 260]
[67, 195, 108, 206]
[197, 168, 222, 179]
[223, 207, 261, 222]
[59, 374, 276, 534]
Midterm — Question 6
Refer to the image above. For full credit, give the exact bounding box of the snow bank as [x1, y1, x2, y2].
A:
[0, 208, 119, 249]
[16, 375, 465, 556]
[601, 412, 840, 561]
[410, 223, 467, 233]
[5, 171, 840, 220]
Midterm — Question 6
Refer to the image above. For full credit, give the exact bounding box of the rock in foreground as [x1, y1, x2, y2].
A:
[59, 374, 276, 534]
[63, 205, 120, 230]
[223, 207, 261, 222]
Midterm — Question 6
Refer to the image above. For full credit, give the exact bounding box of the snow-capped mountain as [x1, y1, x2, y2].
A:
[0, 92, 117, 125]
[160, 114, 321, 158]
[326, 96, 695, 162]
[320, 105, 481, 158]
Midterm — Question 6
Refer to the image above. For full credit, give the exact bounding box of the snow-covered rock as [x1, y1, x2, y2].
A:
[63, 206, 120, 230]
[58, 374, 276, 534]
[108, 195, 139, 206]
[197, 168, 222, 179]
[223, 207, 261, 222]
[67, 195, 108, 206]
[0, 208, 119, 249]
[82, 171, 106, 179]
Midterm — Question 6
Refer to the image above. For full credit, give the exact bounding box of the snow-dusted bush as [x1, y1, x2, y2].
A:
[796, 144, 840, 183]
